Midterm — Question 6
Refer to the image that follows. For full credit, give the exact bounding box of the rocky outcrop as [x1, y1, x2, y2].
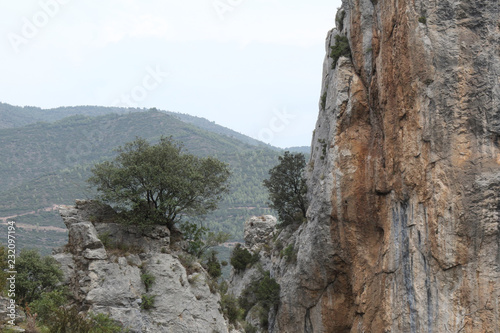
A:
[54, 200, 231, 333]
[271, 1, 500, 332]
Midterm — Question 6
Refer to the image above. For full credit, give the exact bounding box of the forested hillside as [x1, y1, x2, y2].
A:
[0, 107, 306, 254]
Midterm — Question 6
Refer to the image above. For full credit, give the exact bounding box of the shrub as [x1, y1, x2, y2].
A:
[418, 16, 427, 24]
[29, 289, 67, 324]
[97, 232, 112, 247]
[244, 323, 258, 333]
[29, 290, 124, 332]
[16, 249, 64, 305]
[320, 92, 327, 110]
[330, 35, 351, 69]
[178, 253, 198, 275]
[205, 251, 222, 279]
[280, 244, 297, 264]
[141, 272, 156, 292]
[230, 244, 258, 273]
[141, 294, 156, 310]
[220, 292, 244, 325]
[239, 271, 280, 330]
[88, 313, 125, 333]
[43, 307, 123, 333]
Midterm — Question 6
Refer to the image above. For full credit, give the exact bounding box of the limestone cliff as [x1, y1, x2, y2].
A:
[271, 1, 500, 332]
[53, 200, 231, 333]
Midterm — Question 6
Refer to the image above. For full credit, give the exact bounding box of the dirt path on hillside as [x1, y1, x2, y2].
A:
[0, 205, 67, 233]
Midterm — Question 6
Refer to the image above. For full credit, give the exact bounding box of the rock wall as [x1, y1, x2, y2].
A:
[54, 200, 231, 333]
[272, 1, 500, 332]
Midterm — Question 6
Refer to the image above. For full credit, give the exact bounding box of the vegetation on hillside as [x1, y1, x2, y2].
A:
[0, 109, 301, 253]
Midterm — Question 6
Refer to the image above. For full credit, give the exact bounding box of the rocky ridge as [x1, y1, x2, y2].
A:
[53, 200, 232, 333]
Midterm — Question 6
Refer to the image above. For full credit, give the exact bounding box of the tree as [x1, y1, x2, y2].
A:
[180, 221, 231, 258]
[16, 249, 63, 305]
[262, 151, 308, 226]
[88, 137, 231, 228]
[230, 244, 258, 273]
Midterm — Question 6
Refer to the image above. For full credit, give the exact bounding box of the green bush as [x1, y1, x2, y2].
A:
[220, 292, 244, 325]
[97, 231, 112, 248]
[418, 16, 427, 24]
[89, 313, 125, 333]
[29, 289, 68, 324]
[205, 251, 222, 279]
[29, 289, 124, 332]
[178, 253, 198, 275]
[141, 272, 156, 292]
[16, 249, 64, 305]
[141, 294, 155, 310]
[239, 271, 280, 330]
[330, 35, 351, 69]
[280, 244, 297, 264]
[42, 307, 124, 333]
[230, 244, 259, 273]
[320, 92, 327, 110]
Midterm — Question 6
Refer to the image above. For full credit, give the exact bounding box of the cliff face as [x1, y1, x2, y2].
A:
[54, 200, 231, 333]
[273, 0, 500, 332]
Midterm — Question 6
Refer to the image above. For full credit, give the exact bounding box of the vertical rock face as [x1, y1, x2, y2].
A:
[273, 0, 500, 332]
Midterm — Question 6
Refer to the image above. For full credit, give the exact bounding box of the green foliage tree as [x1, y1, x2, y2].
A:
[230, 244, 258, 273]
[16, 249, 63, 305]
[262, 151, 309, 226]
[88, 136, 231, 228]
[205, 250, 222, 279]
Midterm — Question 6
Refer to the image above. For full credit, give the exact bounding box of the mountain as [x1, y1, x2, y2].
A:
[0, 106, 300, 254]
[0, 103, 133, 129]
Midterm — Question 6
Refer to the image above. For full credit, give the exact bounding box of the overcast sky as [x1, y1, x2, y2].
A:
[0, 0, 341, 148]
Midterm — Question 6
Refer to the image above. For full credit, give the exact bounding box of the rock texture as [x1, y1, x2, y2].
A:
[54, 200, 230, 333]
[271, 1, 500, 332]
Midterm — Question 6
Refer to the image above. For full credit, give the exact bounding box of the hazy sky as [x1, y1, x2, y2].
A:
[1, 0, 341, 148]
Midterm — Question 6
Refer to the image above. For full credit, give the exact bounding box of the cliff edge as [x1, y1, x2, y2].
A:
[53, 200, 231, 333]
[271, 1, 500, 332]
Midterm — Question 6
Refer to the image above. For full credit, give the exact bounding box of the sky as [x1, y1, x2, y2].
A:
[0, 0, 342, 148]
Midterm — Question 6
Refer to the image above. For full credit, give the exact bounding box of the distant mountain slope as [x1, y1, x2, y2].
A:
[0, 103, 133, 129]
[0, 103, 269, 149]
[164, 111, 273, 148]
[0, 110, 284, 253]
[285, 146, 310, 154]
